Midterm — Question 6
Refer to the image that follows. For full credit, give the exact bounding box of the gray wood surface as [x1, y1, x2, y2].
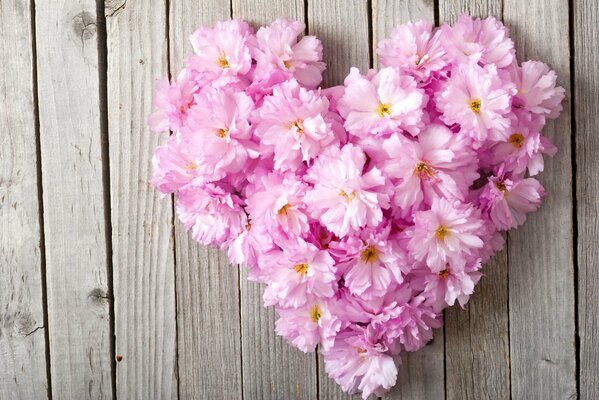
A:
[0, 1, 48, 399]
[307, 1, 369, 398]
[372, 2, 446, 399]
[106, 0, 178, 398]
[34, 0, 113, 398]
[438, 3, 512, 400]
[574, 1, 599, 399]
[503, 0, 578, 399]
[168, 1, 244, 399]
[230, 2, 319, 398]
[1, 0, 594, 399]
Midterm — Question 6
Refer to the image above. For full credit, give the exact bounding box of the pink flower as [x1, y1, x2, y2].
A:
[480, 172, 545, 230]
[305, 144, 390, 237]
[436, 63, 515, 142]
[440, 15, 515, 68]
[323, 325, 399, 399]
[382, 125, 479, 213]
[422, 261, 482, 311]
[148, 70, 198, 132]
[227, 221, 274, 272]
[339, 67, 426, 137]
[405, 198, 485, 272]
[176, 183, 246, 247]
[254, 18, 325, 88]
[377, 20, 447, 81]
[184, 87, 258, 175]
[151, 132, 212, 194]
[187, 19, 253, 82]
[275, 300, 341, 352]
[489, 114, 557, 176]
[254, 80, 335, 171]
[262, 240, 337, 308]
[245, 172, 310, 241]
[508, 60, 565, 120]
[343, 228, 405, 299]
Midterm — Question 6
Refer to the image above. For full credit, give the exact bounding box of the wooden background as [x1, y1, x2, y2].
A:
[1, 0, 596, 399]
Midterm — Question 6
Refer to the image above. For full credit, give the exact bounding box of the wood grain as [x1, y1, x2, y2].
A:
[503, 0, 577, 398]
[34, 0, 113, 398]
[229, 2, 319, 399]
[308, 0, 370, 87]
[106, 0, 178, 398]
[574, 0, 599, 398]
[168, 1, 244, 399]
[0, 1, 48, 398]
[370, 2, 446, 399]
[436, 2, 511, 400]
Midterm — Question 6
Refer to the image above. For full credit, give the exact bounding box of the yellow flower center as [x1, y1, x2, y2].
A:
[439, 269, 450, 279]
[339, 189, 357, 202]
[508, 133, 525, 148]
[217, 53, 230, 69]
[360, 245, 379, 264]
[415, 161, 435, 178]
[376, 102, 392, 117]
[216, 128, 228, 138]
[496, 181, 508, 194]
[354, 346, 367, 354]
[185, 161, 198, 171]
[309, 305, 322, 322]
[283, 60, 292, 70]
[277, 203, 291, 215]
[293, 263, 309, 276]
[468, 99, 482, 114]
[435, 225, 449, 241]
[287, 119, 303, 134]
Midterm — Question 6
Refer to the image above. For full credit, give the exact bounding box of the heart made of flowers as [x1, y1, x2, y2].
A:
[148, 16, 564, 399]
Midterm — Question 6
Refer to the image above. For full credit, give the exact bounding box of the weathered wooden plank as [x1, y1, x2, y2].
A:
[371, 2, 446, 399]
[0, 1, 49, 398]
[35, 0, 113, 398]
[168, 1, 244, 399]
[306, 1, 370, 398]
[308, 0, 370, 87]
[437, 2, 511, 400]
[230, 1, 318, 399]
[503, 0, 577, 399]
[574, 0, 599, 398]
[106, 0, 177, 398]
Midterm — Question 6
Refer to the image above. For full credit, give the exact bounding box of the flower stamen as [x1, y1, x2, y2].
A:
[339, 189, 357, 202]
[435, 225, 449, 241]
[309, 305, 322, 322]
[468, 99, 482, 114]
[508, 133, 525, 148]
[415, 161, 435, 178]
[360, 245, 379, 264]
[376, 102, 392, 117]
[439, 269, 450, 279]
[277, 203, 291, 215]
[287, 119, 304, 134]
[216, 128, 228, 138]
[293, 263, 309, 276]
[217, 53, 230, 69]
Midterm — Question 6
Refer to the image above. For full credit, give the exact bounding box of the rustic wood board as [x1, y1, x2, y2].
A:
[34, 0, 113, 398]
[574, 0, 599, 398]
[168, 1, 244, 399]
[372, 2, 446, 399]
[0, 1, 48, 398]
[437, 2, 511, 400]
[503, 0, 577, 398]
[106, 0, 178, 398]
[230, 2, 319, 398]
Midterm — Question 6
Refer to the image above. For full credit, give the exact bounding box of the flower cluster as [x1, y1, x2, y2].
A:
[149, 16, 563, 398]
